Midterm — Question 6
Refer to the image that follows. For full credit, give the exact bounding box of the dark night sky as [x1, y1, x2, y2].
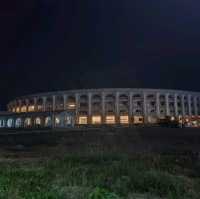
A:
[0, 0, 200, 109]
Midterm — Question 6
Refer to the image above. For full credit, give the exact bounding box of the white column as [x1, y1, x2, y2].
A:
[143, 93, 147, 123]
[116, 92, 120, 116]
[43, 97, 47, 112]
[174, 94, 178, 116]
[129, 92, 133, 117]
[75, 93, 79, 116]
[156, 93, 160, 117]
[165, 93, 170, 116]
[25, 99, 29, 112]
[102, 92, 105, 117]
[188, 95, 192, 116]
[88, 93, 92, 116]
[34, 97, 37, 112]
[194, 97, 198, 116]
[52, 95, 56, 111]
[63, 95, 67, 110]
[19, 100, 22, 113]
[181, 95, 185, 116]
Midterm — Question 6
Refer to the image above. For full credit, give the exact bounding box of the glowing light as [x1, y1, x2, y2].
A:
[28, 105, 35, 112]
[79, 116, 88, 124]
[35, 117, 41, 125]
[120, 115, 129, 124]
[106, 115, 115, 124]
[92, 116, 102, 124]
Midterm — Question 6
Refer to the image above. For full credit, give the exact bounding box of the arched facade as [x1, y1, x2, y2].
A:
[2, 88, 200, 128]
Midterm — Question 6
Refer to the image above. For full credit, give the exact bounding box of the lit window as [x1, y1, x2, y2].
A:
[15, 118, 22, 128]
[7, 118, 14, 128]
[92, 116, 102, 124]
[55, 117, 60, 125]
[0, 119, 5, 128]
[106, 115, 115, 124]
[79, 116, 88, 124]
[12, 108, 15, 113]
[24, 118, 32, 127]
[21, 106, 27, 113]
[45, 117, 52, 127]
[120, 115, 129, 124]
[35, 117, 41, 125]
[28, 105, 35, 112]
[16, 107, 20, 113]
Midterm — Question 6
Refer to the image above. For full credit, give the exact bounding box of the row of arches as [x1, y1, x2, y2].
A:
[0, 117, 52, 128]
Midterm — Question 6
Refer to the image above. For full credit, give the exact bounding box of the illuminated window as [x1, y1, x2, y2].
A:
[55, 117, 60, 125]
[21, 106, 27, 113]
[79, 116, 88, 124]
[92, 116, 102, 124]
[7, 118, 14, 128]
[0, 119, 5, 128]
[120, 115, 129, 124]
[15, 118, 22, 128]
[12, 108, 15, 113]
[28, 105, 35, 112]
[24, 118, 32, 127]
[45, 117, 52, 127]
[16, 107, 20, 113]
[106, 115, 115, 124]
[35, 117, 41, 125]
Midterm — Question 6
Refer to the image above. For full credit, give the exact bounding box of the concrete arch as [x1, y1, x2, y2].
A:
[15, 118, 22, 128]
[24, 117, 32, 128]
[45, 116, 52, 127]
[7, 118, 14, 128]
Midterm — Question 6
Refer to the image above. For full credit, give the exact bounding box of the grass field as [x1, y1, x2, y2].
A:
[0, 153, 199, 199]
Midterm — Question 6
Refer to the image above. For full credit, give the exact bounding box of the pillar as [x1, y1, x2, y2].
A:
[156, 93, 160, 117]
[63, 94, 67, 110]
[52, 95, 56, 111]
[25, 99, 29, 112]
[34, 97, 37, 112]
[88, 93, 92, 124]
[129, 92, 133, 123]
[75, 93, 79, 123]
[165, 93, 170, 116]
[188, 95, 192, 116]
[102, 92, 105, 123]
[174, 94, 178, 117]
[143, 93, 147, 123]
[42, 97, 47, 112]
[181, 95, 185, 116]
[115, 92, 120, 123]
[194, 97, 198, 116]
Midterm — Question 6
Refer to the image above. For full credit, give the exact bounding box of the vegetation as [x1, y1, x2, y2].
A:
[0, 154, 199, 199]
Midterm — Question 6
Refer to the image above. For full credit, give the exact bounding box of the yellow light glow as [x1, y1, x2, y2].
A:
[120, 115, 129, 124]
[21, 106, 27, 113]
[28, 105, 35, 112]
[16, 107, 20, 113]
[35, 117, 41, 125]
[106, 115, 115, 124]
[79, 116, 88, 124]
[92, 116, 102, 124]
[55, 117, 60, 125]
[68, 103, 76, 109]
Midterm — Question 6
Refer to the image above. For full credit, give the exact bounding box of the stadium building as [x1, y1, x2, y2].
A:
[1, 88, 200, 128]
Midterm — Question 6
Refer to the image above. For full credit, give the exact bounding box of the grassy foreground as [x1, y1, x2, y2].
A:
[0, 154, 199, 199]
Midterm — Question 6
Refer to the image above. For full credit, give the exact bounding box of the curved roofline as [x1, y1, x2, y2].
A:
[11, 88, 200, 101]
